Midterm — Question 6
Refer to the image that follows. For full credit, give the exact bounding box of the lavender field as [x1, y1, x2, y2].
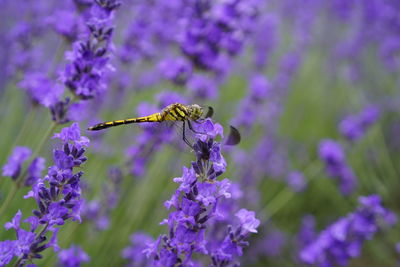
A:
[1, 0, 400, 266]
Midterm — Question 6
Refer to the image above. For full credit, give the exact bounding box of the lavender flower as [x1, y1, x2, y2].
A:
[187, 74, 218, 100]
[339, 106, 380, 141]
[158, 57, 193, 86]
[58, 245, 90, 267]
[18, 73, 64, 108]
[25, 157, 46, 186]
[141, 120, 259, 266]
[319, 139, 357, 195]
[0, 210, 59, 266]
[46, 1, 89, 41]
[122, 233, 154, 267]
[286, 171, 307, 193]
[50, 98, 72, 125]
[251, 14, 279, 70]
[61, 0, 120, 100]
[0, 123, 89, 266]
[118, 1, 180, 65]
[247, 227, 286, 260]
[5, 1, 49, 78]
[297, 215, 316, 249]
[178, 0, 260, 74]
[300, 195, 397, 266]
[263, 230, 286, 257]
[210, 209, 260, 266]
[2, 146, 31, 180]
[233, 74, 270, 130]
[380, 36, 400, 72]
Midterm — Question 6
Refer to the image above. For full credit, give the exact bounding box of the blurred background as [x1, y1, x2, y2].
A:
[0, 0, 399, 266]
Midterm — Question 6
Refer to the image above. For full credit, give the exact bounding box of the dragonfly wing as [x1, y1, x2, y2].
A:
[164, 120, 241, 148]
[224, 125, 241, 146]
[135, 120, 176, 144]
[171, 121, 197, 148]
[204, 106, 214, 118]
[184, 120, 241, 146]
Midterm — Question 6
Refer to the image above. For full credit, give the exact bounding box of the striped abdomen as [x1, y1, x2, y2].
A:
[87, 113, 162, 131]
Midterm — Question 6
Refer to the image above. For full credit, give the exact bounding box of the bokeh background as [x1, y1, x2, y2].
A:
[1, 0, 400, 266]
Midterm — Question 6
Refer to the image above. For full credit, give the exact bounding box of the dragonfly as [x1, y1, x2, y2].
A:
[87, 103, 241, 148]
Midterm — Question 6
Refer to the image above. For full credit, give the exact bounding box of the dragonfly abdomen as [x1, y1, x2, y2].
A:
[87, 113, 162, 131]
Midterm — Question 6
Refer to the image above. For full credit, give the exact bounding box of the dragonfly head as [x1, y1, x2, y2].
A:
[187, 104, 204, 120]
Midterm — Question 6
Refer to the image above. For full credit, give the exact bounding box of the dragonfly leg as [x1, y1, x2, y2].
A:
[182, 121, 194, 149]
[188, 120, 204, 134]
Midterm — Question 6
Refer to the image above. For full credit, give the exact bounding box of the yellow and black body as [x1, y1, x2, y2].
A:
[87, 103, 239, 147]
[87, 103, 209, 147]
[87, 103, 204, 131]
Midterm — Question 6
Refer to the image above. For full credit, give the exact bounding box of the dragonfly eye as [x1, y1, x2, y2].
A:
[225, 126, 241, 146]
[204, 106, 214, 118]
[189, 104, 203, 120]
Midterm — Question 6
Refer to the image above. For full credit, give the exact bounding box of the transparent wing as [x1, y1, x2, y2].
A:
[170, 120, 197, 149]
[136, 119, 241, 149]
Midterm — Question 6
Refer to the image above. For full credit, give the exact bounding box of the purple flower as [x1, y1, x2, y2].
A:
[286, 171, 307, 192]
[297, 215, 316, 248]
[53, 122, 90, 149]
[0, 240, 17, 266]
[233, 74, 270, 129]
[140, 120, 259, 266]
[380, 36, 400, 71]
[5, 2, 50, 77]
[187, 74, 218, 100]
[339, 106, 380, 141]
[252, 14, 279, 70]
[300, 195, 396, 266]
[179, 0, 260, 74]
[396, 242, 400, 254]
[50, 98, 71, 125]
[210, 208, 260, 266]
[58, 245, 90, 267]
[1, 210, 59, 265]
[14, 229, 36, 257]
[8, 123, 90, 265]
[122, 233, 154, 266]
[260, 230, 286, 257]
[2, 146, 31, 180]
[4, 210, 22, 230]
[61, 0, 119, 100]
[319, 139, 357, 195]
[18, 73, 64, 108]
[319, 139, 346, 166]
[235, 209, 260, 234]
[158, 57, 193, 85]
[25, 157, 46, 186]
[47, 6, 85, 40]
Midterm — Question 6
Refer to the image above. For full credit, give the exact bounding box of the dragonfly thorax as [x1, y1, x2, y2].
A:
[187, 104, 203, 120]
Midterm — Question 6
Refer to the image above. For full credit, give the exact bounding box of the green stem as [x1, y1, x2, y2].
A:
[259, 160, 323, 219]
[0, 123, 57, 218]
[0, 184, 18, 218]
[10, 106, 38, 149]
[376, 126, 399, 178]
[13, 257, 23, 267]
